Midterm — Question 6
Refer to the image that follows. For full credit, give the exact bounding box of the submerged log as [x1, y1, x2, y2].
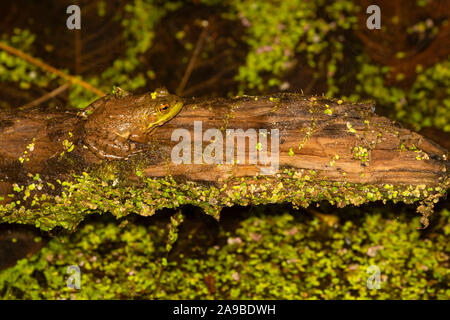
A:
[0, 93, 448, 230]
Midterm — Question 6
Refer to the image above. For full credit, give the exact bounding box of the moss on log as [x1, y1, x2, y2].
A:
[0, 93, 448, 231]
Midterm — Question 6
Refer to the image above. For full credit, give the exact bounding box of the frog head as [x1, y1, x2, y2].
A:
[144, 88, 183, 134]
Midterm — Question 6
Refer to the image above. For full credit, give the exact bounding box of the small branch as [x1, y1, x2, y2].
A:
[176, 26, 208, 96]
[0, 41, 105, 97]
[20, 83, 71, 110]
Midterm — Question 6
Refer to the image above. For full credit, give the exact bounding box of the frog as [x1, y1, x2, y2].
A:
[80, 88, 183, 160]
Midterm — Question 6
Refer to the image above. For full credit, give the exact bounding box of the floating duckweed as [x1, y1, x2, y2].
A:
[346, 122, 357, 134]
[288, 148, 294, 156]
[352, 146, 369, 162]
[0, 153, 447, 231]
[3, 202, 450, 300]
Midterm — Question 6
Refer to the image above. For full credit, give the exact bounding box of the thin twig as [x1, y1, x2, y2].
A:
[0, 41, 105, 97]
[176, 26, 208, 96]
[20, 83, 71, 110]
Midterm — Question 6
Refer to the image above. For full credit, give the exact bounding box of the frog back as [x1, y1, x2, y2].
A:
[85, 94, 155, 135]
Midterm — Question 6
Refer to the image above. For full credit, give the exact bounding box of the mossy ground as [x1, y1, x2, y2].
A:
[1, 204, 448, 299]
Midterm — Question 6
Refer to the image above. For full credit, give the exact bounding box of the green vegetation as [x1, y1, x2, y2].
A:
[1, 161, 446, 231]
[1, 206, 448, 299]
[347, 57, 450, 132]
[0, 0, 448, 300]
[227, 0, 359, 94]
[0, 29, 57, 102]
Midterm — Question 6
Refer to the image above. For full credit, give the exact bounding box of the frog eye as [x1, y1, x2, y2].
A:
[159, 103, 170, 113]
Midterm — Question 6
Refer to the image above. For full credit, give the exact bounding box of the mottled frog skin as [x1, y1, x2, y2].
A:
[81, 88, 183, 160]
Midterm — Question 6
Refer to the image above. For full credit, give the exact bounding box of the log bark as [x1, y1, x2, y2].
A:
[0, 93, 448, 230]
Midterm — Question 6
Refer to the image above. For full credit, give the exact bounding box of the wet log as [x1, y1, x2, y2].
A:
[0, 93, 448, 230]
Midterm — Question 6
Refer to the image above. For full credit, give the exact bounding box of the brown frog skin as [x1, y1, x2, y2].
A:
[81, 88, 183, 160]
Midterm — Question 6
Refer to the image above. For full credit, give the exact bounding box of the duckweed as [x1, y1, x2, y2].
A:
[0, 206, 448, 299]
